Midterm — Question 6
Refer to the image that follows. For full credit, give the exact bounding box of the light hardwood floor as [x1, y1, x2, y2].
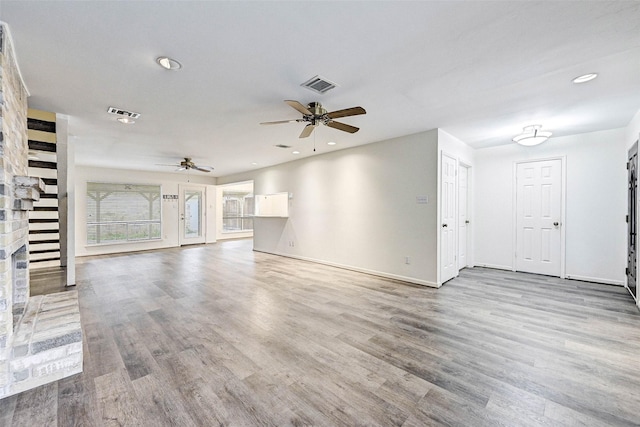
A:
[2, 239, 639, 426]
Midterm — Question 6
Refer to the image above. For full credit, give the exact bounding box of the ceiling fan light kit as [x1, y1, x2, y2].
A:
[512, 125, 552, 146]
[157, 157, 213, 173]
[261, 100, 366, 139]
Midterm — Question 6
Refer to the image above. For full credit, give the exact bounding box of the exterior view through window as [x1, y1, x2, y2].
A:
[222, 189, 254, 233]
[86, 182, 161, 245]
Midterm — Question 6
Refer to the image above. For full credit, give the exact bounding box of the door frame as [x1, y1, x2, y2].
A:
[512, 156, 566, 278]
[179, 184, 207, 246]
[627, 140, 638, 302]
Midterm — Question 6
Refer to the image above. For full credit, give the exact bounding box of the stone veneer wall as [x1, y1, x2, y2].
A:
[0, 23, 30, 397]
[0, 23, 82, 399]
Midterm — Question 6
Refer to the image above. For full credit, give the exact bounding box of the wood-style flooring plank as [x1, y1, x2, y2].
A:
[9, 381, 58, 427]
[3, 239, 640, 426]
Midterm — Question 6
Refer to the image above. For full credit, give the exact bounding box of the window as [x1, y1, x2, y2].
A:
[87, 182, 161, 245]
[222, 190, 254, 232]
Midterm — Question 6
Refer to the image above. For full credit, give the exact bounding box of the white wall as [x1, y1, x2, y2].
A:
[474, 128, 627, 285]
[219, 130, 440, 286]
[625, 109, 640, 150]
[75, 166, 216, 256]
[438, 129, 475, 167]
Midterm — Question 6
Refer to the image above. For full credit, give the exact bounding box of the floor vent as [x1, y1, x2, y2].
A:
[301, 75, 337, 94]
[107, 107, 141, 119]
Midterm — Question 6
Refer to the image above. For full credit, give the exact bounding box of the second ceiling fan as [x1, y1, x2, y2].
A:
[261, 100, 366, 138]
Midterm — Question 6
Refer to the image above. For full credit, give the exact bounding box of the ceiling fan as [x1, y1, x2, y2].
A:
[261, 100, 366, 138]
[157, 157, 213, 173]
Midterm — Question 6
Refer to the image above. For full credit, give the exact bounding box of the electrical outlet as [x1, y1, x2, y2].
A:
[405, 256, 410, 265]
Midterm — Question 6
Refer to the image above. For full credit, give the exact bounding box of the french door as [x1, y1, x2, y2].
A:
[180, 185, 205, 245]
[627, 142, 638, 300]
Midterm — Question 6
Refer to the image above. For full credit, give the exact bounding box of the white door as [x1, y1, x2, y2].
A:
[458, 164, 469, 270]
[180, 185, 206, 245]
[441, 153, 457, 283]
[516, 159, 562, 276]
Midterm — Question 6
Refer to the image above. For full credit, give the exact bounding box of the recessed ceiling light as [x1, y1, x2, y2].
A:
[572, 73, 598, 84]
[292, 151, 300, 155]
[327, 141, 337, 146]
[117, 117, 135, 124]
[156, 56, 182, 70]
[251, 162, 258, 166]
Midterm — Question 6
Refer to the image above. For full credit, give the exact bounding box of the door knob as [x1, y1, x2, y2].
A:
[442, 223, 448, 228]
[465, 220, 470, 224]
[553, 221, 559, 227]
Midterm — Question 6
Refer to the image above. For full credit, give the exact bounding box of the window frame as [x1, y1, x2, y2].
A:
[86, 181, 163, 246]
[221, 190, 254, 234]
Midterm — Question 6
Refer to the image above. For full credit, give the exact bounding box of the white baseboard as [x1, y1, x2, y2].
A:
[253, 249, 439, 288]
[473, 263, 514, 271]
[474, 264, 624, 287]
[564, 274, 624, 287]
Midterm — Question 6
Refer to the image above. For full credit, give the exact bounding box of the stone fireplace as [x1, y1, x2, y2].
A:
[11, 245, 28, 329]
[1, 23, 82, 399]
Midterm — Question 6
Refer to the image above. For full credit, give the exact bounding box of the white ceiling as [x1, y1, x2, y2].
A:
[2, 1, 639, 177]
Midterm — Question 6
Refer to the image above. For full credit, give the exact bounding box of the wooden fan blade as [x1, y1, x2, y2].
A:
[193, 166, 212, 173]
[326, 106, 366, 119]
[285, 100, 312, 116]
[260, 119, 300, 125]
[299, 124, 315, 138]
[326, 120, 359, 134]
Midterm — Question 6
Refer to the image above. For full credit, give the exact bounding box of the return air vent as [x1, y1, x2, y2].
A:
[275, 144, 292, 149]
[301, 75, 337, 94]
[107, 107, 141, 119]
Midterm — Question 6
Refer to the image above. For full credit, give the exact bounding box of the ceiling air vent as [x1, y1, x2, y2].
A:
[107, 106, 141, 119]
[301, 75, 337, 94]
[275, 144, 292, 149]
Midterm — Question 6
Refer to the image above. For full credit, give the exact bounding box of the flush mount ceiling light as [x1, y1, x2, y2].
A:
[572, 73, 598, 84]
[512, 125, 552, 146]
[117, 117, 135, 124]
[156, 56, 182, 70]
